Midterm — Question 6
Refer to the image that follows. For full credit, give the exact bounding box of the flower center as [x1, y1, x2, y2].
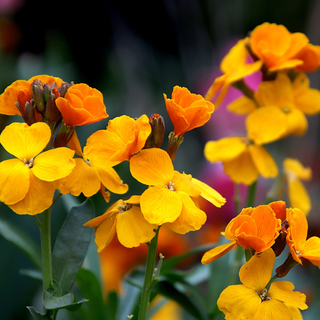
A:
[118, 204, 132, 213]
[23, 158, 34, 168]
[296, 250, 301, 256]
[84, 158, 92, 166]
[166, 181, 175, 191]
[259, 288, 271, 302]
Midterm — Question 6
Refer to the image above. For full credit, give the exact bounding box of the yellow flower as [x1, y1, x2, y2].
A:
[217, 248, 308, 319]
[84, 196, 157, 251]
[0, 122, 75, 215]
[204, 136, 278, 185]
[129, 148, 225, 233]
[59, 131, 128, 197]
[205, 39, 262, 106]
[283, 158, 311, 215]
[230, 73, 320, 144]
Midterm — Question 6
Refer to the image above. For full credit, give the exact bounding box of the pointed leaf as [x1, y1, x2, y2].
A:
[27, 306, 51, 320]
[52, 198, 93, 295]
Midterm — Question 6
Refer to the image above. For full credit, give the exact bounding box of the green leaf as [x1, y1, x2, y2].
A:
[27, 306, 51, 320]
[0, 217, 41, 269]
[75, 267, 108, 320]
[43, 290, 87, 311]
[52, 198, 94, 295]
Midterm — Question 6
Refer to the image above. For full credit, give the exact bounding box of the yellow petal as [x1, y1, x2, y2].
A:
[166, 191, 207, 234]
[97, 166, 128, 194]
[246, 106, 287, 144]
[254, 299, 293, 320]
[301, 236, 320, 268]
[130, 148, 174, 186]
[0, 122, 51, 160]
[116, 206, 157, 247]
[223, 149, 259, 185]
[191, 177, 226, 207]
[59, 158, 101, 197]
[248, 144, 278, 178]
[32, 147, 75, 181]
[9, 170, 56, 215]
[269, 281, 308, 310]
[288, 178, 311, 215]
[173, 172, 200, 198]
[0, 158, 30, 205]
[239, 248, 275, 291]
[67, 130, 83, 157]
[204, 137, 246, 162]
[284, 158, 312, 180]
[94, 213, 117, 252]
[286, 108, 308, 136]
[227, 95, 257, 115]
[201, 241, 237, 264]
[217, 284, 260, 319]
[140, 186, 182, 225]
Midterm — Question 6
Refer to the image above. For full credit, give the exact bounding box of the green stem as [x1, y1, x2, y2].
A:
[138, 227, 160, 320]
[233, 183, 241, 215]
[40, 209, 53, 292]
[246, 180, 257, 207]
[228, 245, 244, 285]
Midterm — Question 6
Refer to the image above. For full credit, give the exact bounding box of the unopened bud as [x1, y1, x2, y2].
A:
[275, 253, 299, 278]
[58, 81, 73, 97]
[45, 92, 61, 123]
[271, 221, 289, 257]
[54, 122, 75, 148]
[166, 131, 184, 160]
[31, 80, 45, 113]
[149, 114, 165, 147]
[23, 101, 37, 126]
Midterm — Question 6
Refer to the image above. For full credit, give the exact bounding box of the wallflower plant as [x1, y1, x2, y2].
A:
[0, 20, 320, 320]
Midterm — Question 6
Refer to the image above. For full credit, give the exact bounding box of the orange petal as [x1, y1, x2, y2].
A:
[254, 299, 293, 320]
[94, 213, 117, 252]
[268, 201, 287, 221]
[201, 241, 236, 264]
[301, 236, 320, 268]
[97, 166, 128, 194]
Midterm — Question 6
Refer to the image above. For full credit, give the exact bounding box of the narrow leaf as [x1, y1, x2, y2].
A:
[52, 198, 93, 295]
[27, 306, 51, 320]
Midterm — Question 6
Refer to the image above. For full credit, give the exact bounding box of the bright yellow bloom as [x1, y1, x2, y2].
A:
[205, 39, 262, 106]
[84, 196, 157, 251]
[283, 158, 311, 215]
[202, 203, 281, 264]
[59, 131, 128, 197]
[129, 148, 225, 233]
[204, 136, 278, 185]
[217, 248, 308, 319]
[84, 114, 151, 164]
[0, 122, 75, 215]
[164, 86, 214, 137]
[249, 22, 317, 72]
[286, 207, 320, 268]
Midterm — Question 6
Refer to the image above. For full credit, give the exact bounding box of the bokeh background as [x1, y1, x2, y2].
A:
[1, 0, 320, 319]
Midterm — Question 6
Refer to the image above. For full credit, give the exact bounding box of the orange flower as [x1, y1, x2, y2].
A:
[55, 83, 108, 126]
[249, 22, 317, 72]
[202, 203, 281, 264]
[286, 207, 320, 268]
[0, 75, 64, 117]
[164, 86, 214, 137]
[205, 39, 262, 106]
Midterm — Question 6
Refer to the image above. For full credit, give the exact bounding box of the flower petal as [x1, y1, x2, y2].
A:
[239, 248, 275, 291]
[32, 147, 75, 181]
[116, 206, 157, 248]
[227, 95, 257, 114]
[288, 178, 311, 215]
[0, 122, 51, 160]
[94, 214, 117, 252]
[253, 299, 293, 320]
[140, 186, 182, 225]
[301, 236, 320, 268]
[201, 241, 236, 264]
[97, 166, 128, 194]
[130, 148, 174, 186]
[0, 158, 30, 205]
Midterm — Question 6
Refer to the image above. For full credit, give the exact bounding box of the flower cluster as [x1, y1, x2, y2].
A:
[202, 200, 319, 318]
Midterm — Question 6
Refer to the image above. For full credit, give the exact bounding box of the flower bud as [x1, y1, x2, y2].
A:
[166, 131, 184, 160]
[23, 101, 37, 126]
[149, 114, 165, 147]
[271, 221, 289, 257]
[275, 253, 299, 278]
[44, 92, 61, 123]
[54, 122, 75, 148]
[31, 80, 46, 113]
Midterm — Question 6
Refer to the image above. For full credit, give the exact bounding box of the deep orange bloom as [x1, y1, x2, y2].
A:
[55, 83, 108, 126]
[249, 22, 319, 72]
[0, 75, 63, 116]
[286, 207, 320, 268]
[164, 86, 214, 137]
[202, 203, 281, 264]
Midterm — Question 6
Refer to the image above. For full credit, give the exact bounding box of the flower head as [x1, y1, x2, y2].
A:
[202, 203, 281, 264]
[286, 207, 320, 268]
[0, 122, 75, 215]
[217, 248, 308, 319]
[55, 83, 108, 127]
[130, 148, 225, 233]
[204, 136, 278, 185]
[283, 158, 311, 215]
[84, 196, 157, 251]
[164, 86, 214, 137]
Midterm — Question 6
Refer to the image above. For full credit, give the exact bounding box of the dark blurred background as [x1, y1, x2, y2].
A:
[1, 0, 320, 319]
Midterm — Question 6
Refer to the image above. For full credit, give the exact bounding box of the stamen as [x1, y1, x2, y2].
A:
[84, 158, 92, 166]
[259, 288, 271, 301]
[166, 181, 175, 191]
[23, 158, 34, 168]
[296, 250, 301, 256]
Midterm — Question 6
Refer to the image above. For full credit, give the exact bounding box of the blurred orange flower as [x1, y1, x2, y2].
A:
[55, 83, 108, 126]
[202, 203, 281, 264]
[286, 207, 320, 268]
[249, 22, 319, 72]
[164, 86, 214, 137]
[205, 39, 262, 105]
